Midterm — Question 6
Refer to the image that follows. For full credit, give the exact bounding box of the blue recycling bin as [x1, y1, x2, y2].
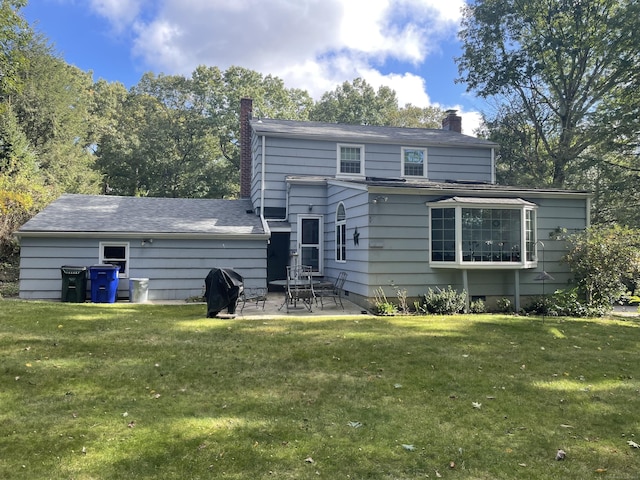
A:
[89, 264, 120, 303]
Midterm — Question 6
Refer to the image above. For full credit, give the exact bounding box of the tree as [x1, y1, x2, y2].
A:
[310, 78, 399, 126]
[563, 225, 640, 310]
[94, 66, 314, 198]
[457, 0, 640, 188]
[0, 0, 28, 97]
[10, 34, 101, 194]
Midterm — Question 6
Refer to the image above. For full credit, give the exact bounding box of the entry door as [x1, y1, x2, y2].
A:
[267, 232, 289, 291]
[298, 216, 323, 273]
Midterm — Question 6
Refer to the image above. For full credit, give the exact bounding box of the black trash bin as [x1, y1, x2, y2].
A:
[61, 266, 88, 302]
[204, 268, 244, 318]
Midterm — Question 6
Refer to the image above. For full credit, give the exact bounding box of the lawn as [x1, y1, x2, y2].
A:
[1, 300, 639, 479]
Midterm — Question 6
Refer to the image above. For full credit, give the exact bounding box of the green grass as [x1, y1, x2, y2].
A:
[1, 300, 639, 479]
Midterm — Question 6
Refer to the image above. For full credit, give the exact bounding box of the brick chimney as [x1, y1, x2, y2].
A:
[442, 109, 462, 133]
[239, 98, 253, 198]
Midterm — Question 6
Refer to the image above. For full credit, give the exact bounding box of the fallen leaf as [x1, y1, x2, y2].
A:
[518, 463, 527, 467]
[435, 470, 442, 478]
[595, 468, 607, 473]
[401, 444, 416, 451]
[347, 421, 363, 428]
[556, 449, 566, 460]
[560, 424, 573, 428]
[472, 401, 482, 409]
[394, 384, 402, 389]
[449, 461, 456, 469]
[627, 440, 640, 448]
[304, 457, 314, 464]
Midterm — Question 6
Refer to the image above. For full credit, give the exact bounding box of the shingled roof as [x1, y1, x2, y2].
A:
[251, 118, 498, 148]
[17, 194, 267, 238]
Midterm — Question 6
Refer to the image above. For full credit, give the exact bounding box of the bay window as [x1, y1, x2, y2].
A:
[428, 197, 537, 268]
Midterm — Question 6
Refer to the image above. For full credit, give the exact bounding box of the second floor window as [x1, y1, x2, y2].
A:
[338, 144, 364, 175]
[402, 147, 426, 177]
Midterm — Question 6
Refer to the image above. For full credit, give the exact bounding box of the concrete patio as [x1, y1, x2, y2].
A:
[232, 291, 370, 319]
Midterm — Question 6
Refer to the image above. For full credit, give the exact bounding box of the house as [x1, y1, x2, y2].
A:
[17, 98, 590, 309]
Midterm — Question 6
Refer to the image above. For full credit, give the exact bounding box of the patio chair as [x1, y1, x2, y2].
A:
[317, 272, 347, 310]
[239, 287, 267, 312]
[285, 265, 316, 312]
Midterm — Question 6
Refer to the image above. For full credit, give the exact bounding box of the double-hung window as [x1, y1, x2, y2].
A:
[336, 203, 346, 262]
[428, 197, 538, 268]
[337, 144, 364, 176]
[99, 242, 129, 277]
[402, 147, 427, 178]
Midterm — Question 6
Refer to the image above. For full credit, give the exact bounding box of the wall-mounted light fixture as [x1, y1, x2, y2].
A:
[308, 204, 313, 212]
[372, 196, 388, 204]
[141, 238, 153, 246]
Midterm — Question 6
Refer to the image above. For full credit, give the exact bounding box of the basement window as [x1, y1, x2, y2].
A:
[428, 197, 537, 269]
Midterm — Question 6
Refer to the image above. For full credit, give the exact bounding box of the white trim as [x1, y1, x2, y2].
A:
[401, 147, 428, 178]
[297, 215, 324, 274]
[336, 143, 365, 177]
[99, 241, 130, 278]
[335, 202, 347, 263]
[428, 203, 538, 270]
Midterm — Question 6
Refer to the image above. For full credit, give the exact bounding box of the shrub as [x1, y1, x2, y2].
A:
[563, 225, 640, 311]
[523, 288, 606, 317]
[496, 297, 513, 313]
[469, 298, 486, 314]
[372, 287, 397, 315]
[419, 286, 467, 315]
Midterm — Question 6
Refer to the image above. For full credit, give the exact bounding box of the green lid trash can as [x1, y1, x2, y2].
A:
[61, 266, 88, 303]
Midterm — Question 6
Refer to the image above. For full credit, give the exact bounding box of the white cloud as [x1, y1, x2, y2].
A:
[87, 0, 476, 130]
[89, 0, 147, 29]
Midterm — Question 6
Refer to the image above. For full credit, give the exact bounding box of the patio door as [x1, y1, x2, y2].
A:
[298, 216, 323, 273]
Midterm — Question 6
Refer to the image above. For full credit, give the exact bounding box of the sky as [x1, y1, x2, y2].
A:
[23, 0, 484, 134]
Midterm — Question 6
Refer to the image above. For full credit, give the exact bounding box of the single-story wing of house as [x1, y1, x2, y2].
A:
[16, 195, 268, 301]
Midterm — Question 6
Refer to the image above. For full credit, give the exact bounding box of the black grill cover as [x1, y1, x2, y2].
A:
[204, 268, 244, 317]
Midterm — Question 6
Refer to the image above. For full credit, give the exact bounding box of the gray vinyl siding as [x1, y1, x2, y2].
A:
[351, 193, 586, 304]
[19, 236, 267, 301]
[258, 136, 494, 213]
[427, 147, 492, 183]
[323, 185, 369, 298]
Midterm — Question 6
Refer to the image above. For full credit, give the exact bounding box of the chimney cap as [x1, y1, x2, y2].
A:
[445, 109, 459, 116]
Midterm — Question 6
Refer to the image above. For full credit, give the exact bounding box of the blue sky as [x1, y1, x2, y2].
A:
[23, 0, 483, 133]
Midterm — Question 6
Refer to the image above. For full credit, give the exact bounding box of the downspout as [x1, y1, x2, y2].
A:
[260, 135, 266, 222]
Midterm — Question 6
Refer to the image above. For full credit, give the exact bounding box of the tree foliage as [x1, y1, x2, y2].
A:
[563, 225, 640, 309]
[94, 66, 313, 198]
[310, 77, 445, 128]
[458, 0, 640, 189]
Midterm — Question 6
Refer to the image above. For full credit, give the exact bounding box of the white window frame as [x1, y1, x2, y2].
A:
[427, 200, 538, 269]
[297, 215, 324, 274]
[401, 147, 427, 178]
[337, 143, 365, 177]
[335, 203, 347, 263]
[99, 242, 130, 278]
